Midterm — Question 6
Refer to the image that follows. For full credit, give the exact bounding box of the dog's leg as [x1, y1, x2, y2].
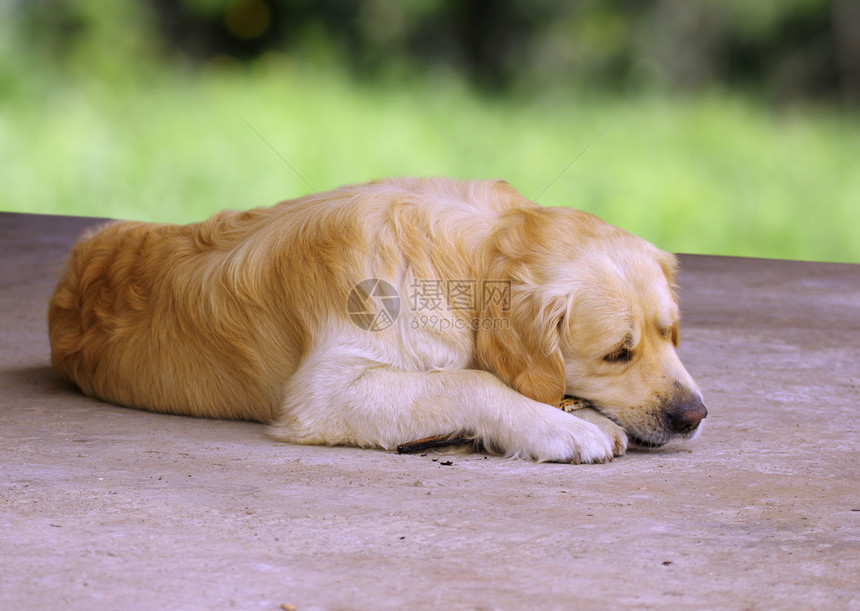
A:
[567, 407, 628, 457]
[270, 352, 614, 464]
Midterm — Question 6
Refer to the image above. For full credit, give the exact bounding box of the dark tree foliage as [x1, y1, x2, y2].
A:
[10, 0, 860, 103]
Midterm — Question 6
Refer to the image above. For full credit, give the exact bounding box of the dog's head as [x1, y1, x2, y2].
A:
[477, 206, 707, 447]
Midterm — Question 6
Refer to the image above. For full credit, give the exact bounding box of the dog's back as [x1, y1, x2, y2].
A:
[48, 178, 528, 421]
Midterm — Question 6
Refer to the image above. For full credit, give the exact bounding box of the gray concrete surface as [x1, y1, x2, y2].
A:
[1, 211, 858, 610]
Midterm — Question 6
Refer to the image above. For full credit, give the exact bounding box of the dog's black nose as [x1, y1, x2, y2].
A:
[668, 395, 708, 434]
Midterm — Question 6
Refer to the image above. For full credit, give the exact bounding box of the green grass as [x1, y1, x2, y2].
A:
[1, 59, 858, 262]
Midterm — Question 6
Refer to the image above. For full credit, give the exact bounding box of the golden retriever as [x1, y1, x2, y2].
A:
[48, 178, 706, 463]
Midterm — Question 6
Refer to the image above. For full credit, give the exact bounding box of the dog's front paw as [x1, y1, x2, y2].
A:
[568, 407, 628, 457]
[504, 406, 615, 464]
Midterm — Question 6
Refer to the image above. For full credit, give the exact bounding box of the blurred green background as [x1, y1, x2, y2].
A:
[1, 0, 858, 262]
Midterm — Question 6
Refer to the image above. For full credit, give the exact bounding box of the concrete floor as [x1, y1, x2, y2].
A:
[1, 211, 858, 610]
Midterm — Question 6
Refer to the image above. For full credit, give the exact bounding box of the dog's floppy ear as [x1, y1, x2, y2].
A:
[654, 248, 681, 346]
[477, 283, 567, 405]
[656, 249, 679, 293]
[476, 209, 567, 405]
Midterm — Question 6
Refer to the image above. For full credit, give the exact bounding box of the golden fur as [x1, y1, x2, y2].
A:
[49, 177, 706, 463]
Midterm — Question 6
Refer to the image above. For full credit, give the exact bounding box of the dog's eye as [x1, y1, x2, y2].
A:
[603, 347, 632, 363]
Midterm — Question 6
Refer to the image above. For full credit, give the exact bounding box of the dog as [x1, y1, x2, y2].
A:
[48, 177, 707, 463]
